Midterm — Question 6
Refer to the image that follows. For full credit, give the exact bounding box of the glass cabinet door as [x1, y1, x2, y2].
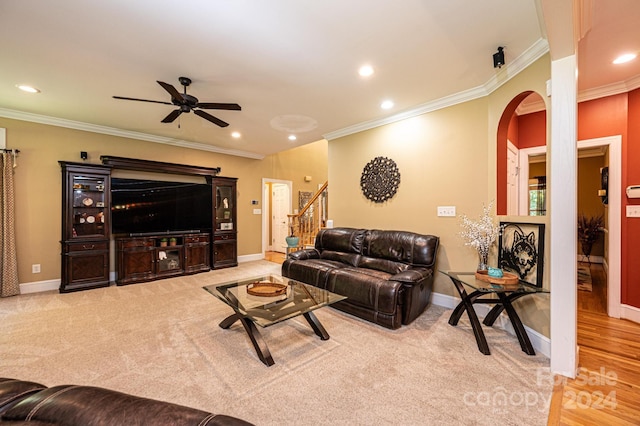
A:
[72, 175, 107, 238]
[215, 185, 234, 231]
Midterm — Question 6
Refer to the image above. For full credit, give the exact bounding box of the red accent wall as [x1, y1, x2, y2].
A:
[625, 89, 640, 306]
[502, 91, 639, 307]
[518, 111, 546, 148]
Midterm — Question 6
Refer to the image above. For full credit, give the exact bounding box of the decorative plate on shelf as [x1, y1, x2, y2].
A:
[86, 216, 95, 224]
[246, 281, 287, 297]
[82, 197, 94, 206]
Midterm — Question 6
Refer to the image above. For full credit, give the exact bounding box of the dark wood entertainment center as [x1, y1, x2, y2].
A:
[59, 157, 237, 293]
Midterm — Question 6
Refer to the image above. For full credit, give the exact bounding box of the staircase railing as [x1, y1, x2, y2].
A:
[287, 181, 328, 247]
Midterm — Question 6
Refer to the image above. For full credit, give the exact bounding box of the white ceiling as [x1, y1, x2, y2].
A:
[1, 1, 639, 159]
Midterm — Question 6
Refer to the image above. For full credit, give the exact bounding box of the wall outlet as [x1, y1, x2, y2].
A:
[437, 206, 456, 217]
[32, 264, 41, 273]
[253, 208, 262, 215]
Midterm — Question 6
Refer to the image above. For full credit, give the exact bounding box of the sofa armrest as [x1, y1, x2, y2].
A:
[288, 248, 320, 260]
[390, 268, 433, 284]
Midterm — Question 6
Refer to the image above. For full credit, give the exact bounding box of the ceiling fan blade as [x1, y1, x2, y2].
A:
[196, 102, 242, 111]
[194, 109, 229, 127]
[157, 81, 184, 102]
[113, 96, 172, 105]
[161, 109, 182, 123]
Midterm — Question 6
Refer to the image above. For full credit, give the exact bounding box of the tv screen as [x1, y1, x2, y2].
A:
[111, 178, 212, 236]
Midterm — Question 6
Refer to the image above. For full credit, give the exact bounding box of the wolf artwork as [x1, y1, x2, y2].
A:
[498, 223, 545, 287]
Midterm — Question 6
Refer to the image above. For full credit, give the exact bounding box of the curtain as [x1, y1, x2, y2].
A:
[1, 152, 19, 297]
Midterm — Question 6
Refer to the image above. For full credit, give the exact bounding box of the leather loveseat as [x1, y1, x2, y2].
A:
[0, 378, 251, 426]
[282, 227, 439, 329]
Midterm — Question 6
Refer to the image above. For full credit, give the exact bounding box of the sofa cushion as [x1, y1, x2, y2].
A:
[319, 250, 361, 267]
[282, 259, 347, 289]
[357, 256, 408, 275]
[0, 379, 47, 415]
[363, 229, 439, 267]
[315, 228, 366, 254]
[1, 385, 252, 426]
[326, 267, 402, 315]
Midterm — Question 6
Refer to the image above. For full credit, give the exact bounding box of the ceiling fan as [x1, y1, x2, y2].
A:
[113, 77, 241, 127]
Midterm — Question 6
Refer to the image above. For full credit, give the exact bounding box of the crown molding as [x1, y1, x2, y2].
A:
[578, 74, 640, 103]
[325, 38, 550, 141]
[0, 108, 265, 160]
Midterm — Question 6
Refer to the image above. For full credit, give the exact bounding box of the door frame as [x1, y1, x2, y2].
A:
[261, 178, 293, 257]
[518, 135, 621, 318]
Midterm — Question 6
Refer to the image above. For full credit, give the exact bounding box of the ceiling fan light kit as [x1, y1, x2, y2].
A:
[113, 76, 241, 128]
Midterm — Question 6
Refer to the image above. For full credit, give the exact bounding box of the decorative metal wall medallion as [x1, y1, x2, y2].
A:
[360, 156, 401, 203]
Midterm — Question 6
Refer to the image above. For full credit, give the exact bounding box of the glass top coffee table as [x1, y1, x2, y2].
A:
[440, 271, 549, 356]
[203, 274, 346, 367]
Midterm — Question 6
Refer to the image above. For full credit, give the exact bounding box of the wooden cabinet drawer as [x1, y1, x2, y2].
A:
[65, 241, 109, 252]
[185, 234, 210, 243]
[214, 233, 236, 241]
[118, 238, 154, 248]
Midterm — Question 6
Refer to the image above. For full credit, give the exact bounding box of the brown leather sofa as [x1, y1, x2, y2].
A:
[282, 228, 439, 329]
[0, 378, 251, 426]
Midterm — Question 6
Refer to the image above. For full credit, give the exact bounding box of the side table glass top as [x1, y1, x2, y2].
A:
[203, 274, 346, 327]
[439, 270, 550, 294]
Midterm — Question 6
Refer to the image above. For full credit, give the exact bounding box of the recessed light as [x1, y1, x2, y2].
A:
[613, 53, 637, 64]
[288, 135, 297, 141]
[381, 100, 394, 110]
[231, 131, 241, 139]
[16, 84, 40, 93]
[358, 65, 374, 77]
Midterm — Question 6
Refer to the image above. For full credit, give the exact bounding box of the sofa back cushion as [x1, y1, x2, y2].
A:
[362, 230, 439, 267]
[315, 228, 367, 255]
[357, 256, 408, 274]
[319, 250, 361, 267]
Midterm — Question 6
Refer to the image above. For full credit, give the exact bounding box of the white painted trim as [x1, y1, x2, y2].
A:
[577, 135, 622, 318]
[549, 54, 578, 378]
[621, 304, 640, 324]
[518, 145, 547, 215]
[261, 178, 293, 258]
[0, 108, 265, 160]
[431, 292, 550, 358]
[19, 279, 59, 294]
[325, 39, 550, 141]
[238, 253, 264, 263]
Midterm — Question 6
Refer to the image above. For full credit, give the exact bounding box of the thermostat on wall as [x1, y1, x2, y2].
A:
[626, 185, 640, 198]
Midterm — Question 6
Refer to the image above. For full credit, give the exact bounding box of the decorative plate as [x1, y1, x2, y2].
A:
[82, 197, 94, 206]
[360, 156, 401, 203]
[246, 281, 287, 297]
[86, 216, 95, 224]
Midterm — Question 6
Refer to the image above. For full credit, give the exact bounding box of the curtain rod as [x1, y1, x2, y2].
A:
[1, 149, 19, 153]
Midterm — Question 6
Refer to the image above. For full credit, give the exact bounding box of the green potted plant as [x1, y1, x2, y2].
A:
[160, 237, 168, 247]
[578, 213, 604, 263]
[169, 237, 177, 246]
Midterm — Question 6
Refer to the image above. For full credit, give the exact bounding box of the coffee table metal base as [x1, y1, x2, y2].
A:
[219, 311, 329, 367]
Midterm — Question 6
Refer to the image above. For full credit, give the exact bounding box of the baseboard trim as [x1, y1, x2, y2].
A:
[20, 279, 59, 294]
[238, 253, 264, 263]
[431, 292, 551, 358]
[621, 304, 640, 324]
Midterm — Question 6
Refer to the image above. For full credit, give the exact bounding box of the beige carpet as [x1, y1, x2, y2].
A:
[577, 263, 593, 292]
[1, 260, 551, 425]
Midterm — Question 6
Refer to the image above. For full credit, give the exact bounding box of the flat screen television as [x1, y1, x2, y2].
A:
[111, 178, 212, 236]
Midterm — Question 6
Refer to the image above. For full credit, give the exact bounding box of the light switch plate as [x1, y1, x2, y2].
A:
[253, 208, 262, 215]
[437, 206, 456, 217]
[626, 205, 640, 217]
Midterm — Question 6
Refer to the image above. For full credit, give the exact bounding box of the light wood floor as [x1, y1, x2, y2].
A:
[548, 263, 640, 425]
[265, 251, 286, 264]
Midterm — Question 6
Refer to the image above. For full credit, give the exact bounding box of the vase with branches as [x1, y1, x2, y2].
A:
[578, 213, 603, 263]
[459, 201, 501, 271]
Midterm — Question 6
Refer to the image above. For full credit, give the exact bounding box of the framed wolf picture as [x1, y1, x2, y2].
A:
[498, 222, 545, 288]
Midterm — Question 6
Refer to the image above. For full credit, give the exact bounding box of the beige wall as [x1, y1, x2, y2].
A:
[0, 117, 327, 284]
[328, 54, 551, 336]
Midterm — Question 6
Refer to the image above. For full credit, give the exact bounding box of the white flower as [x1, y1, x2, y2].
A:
[459, 201, 501, 257]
